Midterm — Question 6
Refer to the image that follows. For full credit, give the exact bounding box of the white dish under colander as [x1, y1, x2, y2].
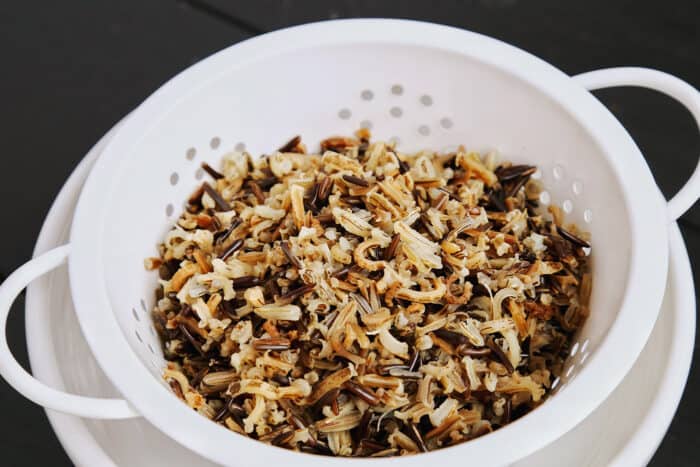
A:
[2, 19, 699, 467]
[26, 120, 695, 467]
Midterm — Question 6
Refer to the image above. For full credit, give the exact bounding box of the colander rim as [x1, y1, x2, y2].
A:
[68, 18, 668, 467]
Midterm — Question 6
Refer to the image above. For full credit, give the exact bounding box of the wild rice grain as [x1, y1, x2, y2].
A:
[220, 238, 243, 261]
[201, 162, 224, 180]
[202, 182, 232, 211]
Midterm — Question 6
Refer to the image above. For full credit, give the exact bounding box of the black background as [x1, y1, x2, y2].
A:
[0, 1, 698, 465]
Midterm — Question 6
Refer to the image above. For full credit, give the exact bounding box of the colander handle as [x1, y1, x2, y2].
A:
[573, 67, 700, 221]
[0, 245, 140, 419]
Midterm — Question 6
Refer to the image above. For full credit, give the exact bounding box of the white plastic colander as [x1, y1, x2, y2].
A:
[1, 20, 699, 467]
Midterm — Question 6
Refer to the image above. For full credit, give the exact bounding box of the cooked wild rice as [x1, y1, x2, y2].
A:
[148, 131, 591, 456]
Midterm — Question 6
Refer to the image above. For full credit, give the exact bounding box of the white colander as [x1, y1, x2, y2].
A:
[1, 19, 699, 467]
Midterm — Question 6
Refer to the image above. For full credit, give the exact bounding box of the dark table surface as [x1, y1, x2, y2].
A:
[1, 1, 698, 466]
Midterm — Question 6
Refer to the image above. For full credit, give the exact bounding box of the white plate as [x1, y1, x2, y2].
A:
[25, 128, 695, 467]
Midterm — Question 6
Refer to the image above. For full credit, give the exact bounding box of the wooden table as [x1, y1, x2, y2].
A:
[0, 1, 698, 465]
